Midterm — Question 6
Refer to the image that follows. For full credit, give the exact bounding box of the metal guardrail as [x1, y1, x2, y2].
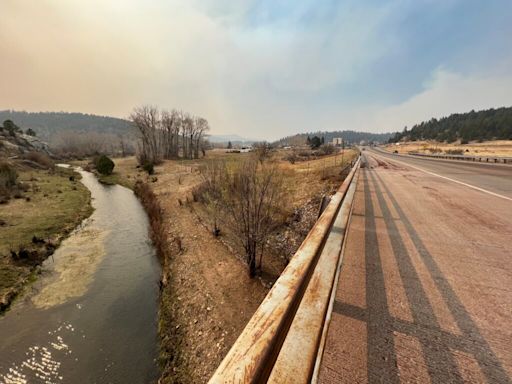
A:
[208, 157, 361, 384]
[407, 152, 512, 164]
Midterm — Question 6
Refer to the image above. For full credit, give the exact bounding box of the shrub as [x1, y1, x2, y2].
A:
[142, 162, 154, 175]
[318, 144, 336, 155]
[428, 147, 442, 154]
[95, 155, 115, 175]
[133, 181, 166, 263]
[24, 151, 54, 169]
[0, 162, 18, 189]
[3, 120, 20, 136]
[285, 153, 298, 164]
[445, 149, 464, 155]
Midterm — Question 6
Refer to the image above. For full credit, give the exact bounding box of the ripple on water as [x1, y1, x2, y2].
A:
[0, 322, 76, 384]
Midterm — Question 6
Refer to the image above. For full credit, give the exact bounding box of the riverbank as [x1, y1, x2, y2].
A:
[109, 149, 356, 383]
[0, 169, 160, 383]
[0, 165, 93, 312]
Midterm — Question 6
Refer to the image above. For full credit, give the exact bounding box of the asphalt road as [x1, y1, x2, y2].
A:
[318, 149, 512, 383]
[371, 148, 512, 199]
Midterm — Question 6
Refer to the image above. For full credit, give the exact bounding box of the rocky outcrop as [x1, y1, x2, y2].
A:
[0, 129, 51, 157]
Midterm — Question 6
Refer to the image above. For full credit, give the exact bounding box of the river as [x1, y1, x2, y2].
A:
[0, 170, 161, 384]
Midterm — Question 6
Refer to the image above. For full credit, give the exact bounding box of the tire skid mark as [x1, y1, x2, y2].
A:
[372, 168, 512, 384]
[368, 169, 465, 383]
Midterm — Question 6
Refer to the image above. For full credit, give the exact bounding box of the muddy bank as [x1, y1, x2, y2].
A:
[119, 161, 267, 384]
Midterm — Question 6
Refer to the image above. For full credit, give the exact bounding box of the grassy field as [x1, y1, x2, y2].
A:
[383, 140, 512, 157]
[0, 166, 92, 311]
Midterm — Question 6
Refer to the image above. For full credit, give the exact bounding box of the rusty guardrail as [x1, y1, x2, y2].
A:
[209, 156, 361, 384]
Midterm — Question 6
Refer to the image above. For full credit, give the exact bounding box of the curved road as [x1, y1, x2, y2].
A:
[318, 148, 512, 383]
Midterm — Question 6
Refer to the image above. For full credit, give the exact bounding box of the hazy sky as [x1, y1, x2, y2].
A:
[1, 0, 511, 139]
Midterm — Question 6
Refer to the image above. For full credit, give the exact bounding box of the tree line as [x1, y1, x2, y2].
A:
[277, 130, 392, 146]
[0, 110, 134, 143]
[388, 107, 512, 143]
[131, 106, 210, 165]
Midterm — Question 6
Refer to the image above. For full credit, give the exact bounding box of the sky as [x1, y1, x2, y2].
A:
[1, 0, 511, 140]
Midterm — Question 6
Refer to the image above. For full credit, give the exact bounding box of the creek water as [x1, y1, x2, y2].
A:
[0, 170, 161, 384]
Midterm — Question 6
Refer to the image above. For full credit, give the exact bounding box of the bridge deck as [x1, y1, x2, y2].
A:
[318, 151, 512, 383]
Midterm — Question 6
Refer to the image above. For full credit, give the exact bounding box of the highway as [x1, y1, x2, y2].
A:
[317, 148, 512, 383]
[372, 147, 512, 200]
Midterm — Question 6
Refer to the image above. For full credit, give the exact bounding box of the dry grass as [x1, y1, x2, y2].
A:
[22, 151, 55, 169]
[383, 140, 512, 157]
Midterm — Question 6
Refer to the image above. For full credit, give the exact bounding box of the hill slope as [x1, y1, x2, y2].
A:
[0, 111, 135, 143]
[389, 107, 512, 143]
[277, 130, 393, 146]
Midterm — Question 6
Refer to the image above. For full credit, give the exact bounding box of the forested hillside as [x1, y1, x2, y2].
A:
[277, 130, 392, 146]
[0, 110, 135, 142]
[389, 107, 512, 143]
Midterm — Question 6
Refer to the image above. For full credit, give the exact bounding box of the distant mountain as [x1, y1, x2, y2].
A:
[208, 134, 254, 144]
[0, 110, 135, 143]
[388, 106, 512, 143]
[276, 130, 393, 146]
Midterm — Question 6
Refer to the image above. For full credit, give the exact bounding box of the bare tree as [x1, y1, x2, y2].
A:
[222, 159, 283, 277]
[253, 141, 273, 164]
[53, 131, 114, 157]
[118, 134, 128, 157]
[198, 160, 226, 236]
[130, 105, 162, 164]
[131, 105, 210, 163]
[161, 109, 180, 159]
[194, 117, 209, 159]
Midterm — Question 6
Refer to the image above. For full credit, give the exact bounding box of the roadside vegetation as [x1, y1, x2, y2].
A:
[384, 140, 512, 158]
[106, 143, 356, 383]
[194, 158, 284, 278]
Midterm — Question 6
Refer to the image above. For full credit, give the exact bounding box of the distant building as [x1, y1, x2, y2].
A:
[332, 137, 343, 146]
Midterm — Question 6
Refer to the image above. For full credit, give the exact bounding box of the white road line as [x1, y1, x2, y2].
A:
[370, 151, 512, 202]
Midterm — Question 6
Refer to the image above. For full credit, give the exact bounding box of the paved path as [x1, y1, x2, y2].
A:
[318, 149, 512, 383]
